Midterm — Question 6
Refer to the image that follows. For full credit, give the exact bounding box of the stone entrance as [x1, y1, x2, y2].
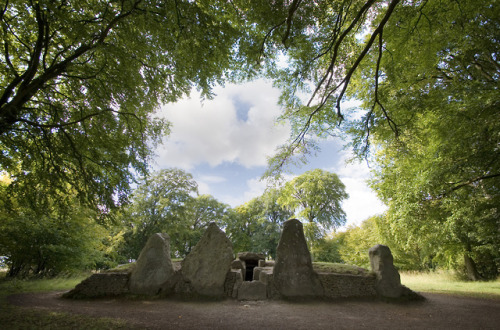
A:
[233, 252, 265, 281]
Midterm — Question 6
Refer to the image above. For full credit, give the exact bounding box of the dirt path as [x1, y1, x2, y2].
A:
[8, 291, 500, 329]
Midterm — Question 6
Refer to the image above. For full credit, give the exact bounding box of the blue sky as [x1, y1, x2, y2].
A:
[153, 79, 386, 229]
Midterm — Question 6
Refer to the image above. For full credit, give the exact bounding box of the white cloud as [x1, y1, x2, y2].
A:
[332, 152, 387, 228]
[195, 175, 227, 196]
[154, 80, 290, 170]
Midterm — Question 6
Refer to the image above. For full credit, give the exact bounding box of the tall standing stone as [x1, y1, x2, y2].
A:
[369, 244, 402, 298]
[181, 222, 234, 296]
[273, 219, 324, 298]
[129, 233, 176, 296]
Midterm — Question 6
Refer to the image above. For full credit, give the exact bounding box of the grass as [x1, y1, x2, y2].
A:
[312, 262, 369, 275]
[401, 271, 500, 299]
[0, 271, 134, 329]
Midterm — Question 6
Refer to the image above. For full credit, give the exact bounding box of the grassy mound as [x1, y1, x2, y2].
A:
[312, 262, 370, 275]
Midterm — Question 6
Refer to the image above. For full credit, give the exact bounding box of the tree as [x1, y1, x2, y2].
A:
[278, 169, 348, 233]
[119, 168, 198, 258]
[181, 194, 230, 255]
[246, 0, 499, 279]
[0, 0, 246, 211]
[224, 188, 292, 258]
[0, 178, 108, 277]
[356, 0, 500, 279]
[243, 0, 404, 174]
[118, 169, 231, 258]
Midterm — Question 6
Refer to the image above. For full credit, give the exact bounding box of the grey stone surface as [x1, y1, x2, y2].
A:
[253, 266, 273, 281]
[237, 252, 266, 262]
[369, 244, 402, 298]
[181, 222, 234, 296]
[224, 269, 243, 298]
[273, 219, 324, 298]
[318, 273, 377, 299]
[258, 267, 273, 284]
[237, 281, 267, 300]
[129, 233, 176, 295]
[231, 259, 245, 270]
[64, 273, 129, 298]
[258, 259, 275, 267]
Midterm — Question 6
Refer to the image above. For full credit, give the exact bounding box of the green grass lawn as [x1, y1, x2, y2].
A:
[401, 271, 500, 299]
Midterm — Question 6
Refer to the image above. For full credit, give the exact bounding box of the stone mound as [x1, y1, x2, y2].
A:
[63, 273, 129, 299]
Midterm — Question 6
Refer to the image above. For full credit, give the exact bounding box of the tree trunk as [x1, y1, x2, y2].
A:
[464, 253, 482, 281]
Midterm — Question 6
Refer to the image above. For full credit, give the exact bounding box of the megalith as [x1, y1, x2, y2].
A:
[129, 233, 176, 295]
[273, 219, 324, 298]
[181, 222, 234, 296]
[369, 244, 402, 298]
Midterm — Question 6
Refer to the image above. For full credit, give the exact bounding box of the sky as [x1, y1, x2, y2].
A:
[153, 79, 386, 229]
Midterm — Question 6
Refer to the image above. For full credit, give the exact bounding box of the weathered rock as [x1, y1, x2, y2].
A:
[237, 252, 266, 262]
[318, 273, 377, 299]
[273, 219, 324, 298]
[258, 259, 275, 267]
[129, 233, 176, 296]
[258, 267, 273, 284]
[63, 273, 129, 299]
[369, 244, 402, 298]
[231, 259, 245, 270]
[237, 281, 267, 300]
[253, 266, 273, 281]
[224, 269, 243, 298]
[181, 222, 234, 296]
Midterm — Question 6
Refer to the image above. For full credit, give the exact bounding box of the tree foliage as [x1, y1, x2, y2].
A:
[118, 169, 230, 259]
[224, 188, 292, 258]
[249, 0, 499, 279]
[0, 0, 246, 211]
[0, 179, 108, 277]
[278, 169, 348, 232]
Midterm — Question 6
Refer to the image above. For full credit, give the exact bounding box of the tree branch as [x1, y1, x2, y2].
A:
[282, 0, 302, 46]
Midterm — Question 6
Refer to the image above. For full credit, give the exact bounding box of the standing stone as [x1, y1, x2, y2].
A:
[181, 222, 234, 296]
[369, 244, 402, 298]
[273, 219, 324, 298]
[129, 233, 176, 296]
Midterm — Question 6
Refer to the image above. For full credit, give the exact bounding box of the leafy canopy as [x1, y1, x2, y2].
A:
[0, 0, 247, 210]
[278, 169, 348, 231]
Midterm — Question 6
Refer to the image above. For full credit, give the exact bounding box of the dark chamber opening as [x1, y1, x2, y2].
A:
[244, 260, 258, 281]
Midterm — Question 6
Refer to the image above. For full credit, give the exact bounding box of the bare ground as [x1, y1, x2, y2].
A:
[8, 291, 500, 329]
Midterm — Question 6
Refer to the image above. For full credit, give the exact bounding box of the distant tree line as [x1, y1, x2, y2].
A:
[0, 168, 347, 277]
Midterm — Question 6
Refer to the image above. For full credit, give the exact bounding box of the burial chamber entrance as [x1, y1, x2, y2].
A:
[234, 252, 266, 282]
[244, 259, 258, 281]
